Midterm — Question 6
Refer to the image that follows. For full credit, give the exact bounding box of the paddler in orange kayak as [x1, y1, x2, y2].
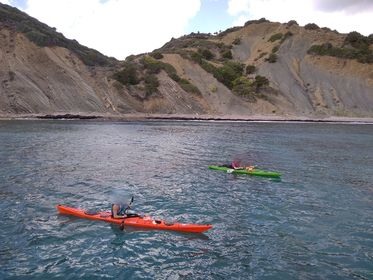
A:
[111, 197, 134, 218]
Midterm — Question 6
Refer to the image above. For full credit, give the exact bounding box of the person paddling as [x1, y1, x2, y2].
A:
[111, 203, 127, 218]
[111, 196, 134, 219]
[231, 160, 242, 169]
[221, 160, 255, 171]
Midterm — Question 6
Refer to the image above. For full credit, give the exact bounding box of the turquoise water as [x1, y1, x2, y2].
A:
[0, 120, 372, 279]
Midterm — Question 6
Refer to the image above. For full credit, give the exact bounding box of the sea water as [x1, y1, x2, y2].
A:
[0, 120, 372, 279]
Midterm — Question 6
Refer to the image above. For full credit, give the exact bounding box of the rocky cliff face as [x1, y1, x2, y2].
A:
[0, 28, 111, 114]
[224, 21, 373, 117]
[0, 3, 372, 118]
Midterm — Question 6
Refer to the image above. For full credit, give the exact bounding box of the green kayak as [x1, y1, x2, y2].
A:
[208, 165, 281, 178]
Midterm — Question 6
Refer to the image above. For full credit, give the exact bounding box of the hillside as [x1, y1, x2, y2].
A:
[1, 3, 372, 119]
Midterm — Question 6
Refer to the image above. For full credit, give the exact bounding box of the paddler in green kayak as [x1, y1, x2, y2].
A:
[222, 160, 255, 171]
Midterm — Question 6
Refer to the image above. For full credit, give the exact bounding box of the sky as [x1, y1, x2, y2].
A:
[2, 0, 372, 60]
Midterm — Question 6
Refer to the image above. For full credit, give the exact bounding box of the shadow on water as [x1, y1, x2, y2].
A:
[109, 223, 210, 240]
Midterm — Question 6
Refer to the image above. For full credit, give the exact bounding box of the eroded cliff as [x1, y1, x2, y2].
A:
[1, 3, 372, 118]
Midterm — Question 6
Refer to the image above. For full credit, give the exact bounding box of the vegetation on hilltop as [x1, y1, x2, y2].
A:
[286, 20, 298, 27]
[158, 34, 233, 62]
[308, 31, 373, 64]
[304, 23, 320, 30]
[0, 3, 116, 66]
[216, 26, 242, 38]
[244, 18, 270, 27]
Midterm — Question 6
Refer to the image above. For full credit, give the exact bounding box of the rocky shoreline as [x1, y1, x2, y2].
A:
[1, 113, 373, 123]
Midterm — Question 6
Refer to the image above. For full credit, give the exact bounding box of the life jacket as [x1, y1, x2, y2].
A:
[111, 204, 125, 217]
[231, 161, 240, 169]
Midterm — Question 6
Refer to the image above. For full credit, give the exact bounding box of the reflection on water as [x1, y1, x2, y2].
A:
[0, 120, 372, 279]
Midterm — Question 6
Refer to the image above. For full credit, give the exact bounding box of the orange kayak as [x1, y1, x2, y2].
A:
[56, 205, 212, 233]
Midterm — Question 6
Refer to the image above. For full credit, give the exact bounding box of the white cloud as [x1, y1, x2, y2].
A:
[227, 0, 372, 35]
[227, 0, 250, 16]
[1, 0, 11, 4]
[313, 0, 373, 14]
[24, 0, 201, 60]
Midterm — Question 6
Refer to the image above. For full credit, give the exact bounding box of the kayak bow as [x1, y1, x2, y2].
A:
[56, 205, 212, 233]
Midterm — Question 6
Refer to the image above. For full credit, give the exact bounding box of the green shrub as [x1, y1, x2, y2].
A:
[216, 26, 241, 37]
[150, 52, 164, 59]
[144, 74, 160, 95]
[141, 56, 162, 74]
[200, 60, 219, 75]
[246, 65, 256, 74]
[221, 49, 233, 59]
[225, 61, 244, 75]
[368, 34, 373, 44]
[141, 56, 179, 77]
[125, 55, 136, 62]
[215, 61, 244, 88]
[160, 62, 178, 76]
[215, 66, 237, 88]
[232, 38, 241, 45]
[305, 23, 319, 30]
[322, 27, 332, 32]
[190, 51, 203, 63]
[308, 43, 332, 55]
[178, 79, 201, 95]
[256, 52, 268, 60]
[78, 49, 111, 66]
[344, 31, 369, 49]
[272, 45, 279, 53]
[266, 53, 278, 63]
[113, 63, 139, 85]
[268, 33, 283, 42]
[232, 76, 255, 96]
[287, 20, 298, 27]
[169, 72, 181, 82]
[244, 18, 269, 27]
[307, 42, 373, 64]
[199, 48, 214, 60]
[232, 75, 269, 100]
[199, 60, 243, 89]
[183, 51, 244, 89]
[254, 75, 269, 88]
[356, 50, 373, 63]
[209, 84, 217, 93]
